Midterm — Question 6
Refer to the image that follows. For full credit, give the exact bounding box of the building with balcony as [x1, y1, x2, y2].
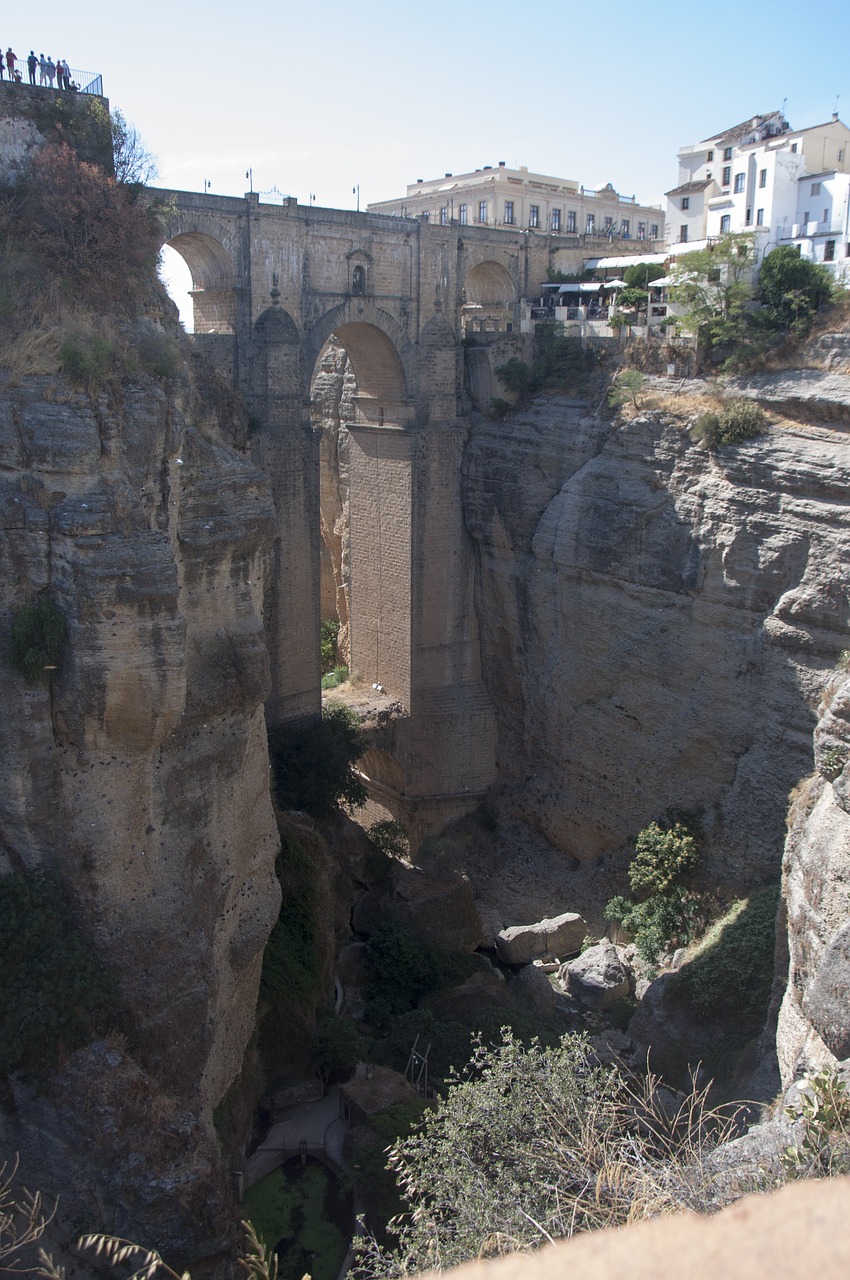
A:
[367, 162, 664, 245]
[780, 170, 850, 284]
[664, 112, 850, 262]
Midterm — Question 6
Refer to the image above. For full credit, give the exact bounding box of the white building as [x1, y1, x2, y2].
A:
[781, 170, 850, 284]
[664, 112, 850, 276]
[368, 163, 664, 245]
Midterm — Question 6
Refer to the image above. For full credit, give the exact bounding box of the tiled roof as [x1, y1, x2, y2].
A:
[701, 112, 789, 148]
[666, 179, 713, 196]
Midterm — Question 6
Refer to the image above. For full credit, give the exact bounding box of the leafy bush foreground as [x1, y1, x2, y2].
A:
[352, 1031, 748, 1277]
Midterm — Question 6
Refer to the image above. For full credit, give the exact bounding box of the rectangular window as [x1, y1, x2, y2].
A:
[791, 143, 797, 153]
[681, 197, 690, 210]
[478, 200, 487, 223]
[504, 200, 514, 224]
[586, 213, 595, 234]
[746, 208, 752, 224]
[604, 216, 615, 232]
[637, 221, 646, 239]
[720, 214, 731, 232]
[459, 203, 467, 225]
[440, 206, 448, 225]
[825, 239, 835, 261]
[811, 182, 821, 195]
[707, 149, 714, 162]
[723, 146, 733, 161]
[529, 204, 539, 228]
[756, 208, 764, 225]
[722, 166, 731, 186]
[551, 208, 561, 232]
[567, 210, 577, 233]
[824, 208, 829, 223]
[651, 223, 659, 238]
[839, 149, 845, 163]
[621, 219, 630, 237]
[759, 169, 767, 188]
[734, 173, 745, 193]
[803, 211, 809, 223]
[679, 225, 689, 242]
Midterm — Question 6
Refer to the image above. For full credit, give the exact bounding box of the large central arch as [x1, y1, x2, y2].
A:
[308, 306, 413, 706]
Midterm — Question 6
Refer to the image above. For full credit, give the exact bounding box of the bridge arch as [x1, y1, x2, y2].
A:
[304, 301, 412, 420]
[163, 230, 237, 334]
[462, 259, 517, 308]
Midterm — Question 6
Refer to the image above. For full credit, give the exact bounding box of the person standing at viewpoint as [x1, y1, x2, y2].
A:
[45, 56, 55, 87]
[5, 49, 17, 81]
[38, 53, 48, 85]
[27, 51, 37, 84]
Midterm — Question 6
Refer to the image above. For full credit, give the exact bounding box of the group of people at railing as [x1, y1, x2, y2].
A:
[1, 48, 77, 91]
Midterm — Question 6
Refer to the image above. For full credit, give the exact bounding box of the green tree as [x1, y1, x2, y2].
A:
[669, 233, 757, 361]
[353, 1032, 619, 1274]
[623, 261, 667, 289]
[267, 702, 367, 818]
[758, 245, 833, 334]
[617, 263, 667, 313]
[608, 369, 647, 410]
[109, 109, 158, 187]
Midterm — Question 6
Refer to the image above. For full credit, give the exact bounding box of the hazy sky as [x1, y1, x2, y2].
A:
[10, 0, 848, 212]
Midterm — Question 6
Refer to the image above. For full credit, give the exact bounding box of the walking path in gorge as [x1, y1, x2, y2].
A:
[243, 1090, 348, 1190]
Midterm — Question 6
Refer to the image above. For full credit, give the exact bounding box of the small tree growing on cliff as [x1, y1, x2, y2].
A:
[267, 702, 367, 818]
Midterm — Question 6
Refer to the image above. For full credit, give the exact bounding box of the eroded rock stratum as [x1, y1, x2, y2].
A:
[464, 397, 850, 888]
[0, 361, 281, 1264]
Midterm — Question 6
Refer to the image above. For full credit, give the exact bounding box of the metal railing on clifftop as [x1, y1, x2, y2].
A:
[3, 67, 103, 95]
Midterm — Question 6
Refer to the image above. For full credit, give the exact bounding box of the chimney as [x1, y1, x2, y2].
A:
[445, 172, 452, 177]
[498, 161, 506, 167]
[417, 178, 423, 184]
[833, 111, 839, 121]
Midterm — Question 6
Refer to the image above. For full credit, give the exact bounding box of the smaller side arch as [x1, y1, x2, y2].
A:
[357, 748, 406, 797]
[165, 230, 237, 334]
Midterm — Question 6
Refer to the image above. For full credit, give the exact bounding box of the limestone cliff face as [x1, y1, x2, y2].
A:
[464, 395, 850, 887]
[776, 670, 850, 1083]
[0, 355, 280, 1262]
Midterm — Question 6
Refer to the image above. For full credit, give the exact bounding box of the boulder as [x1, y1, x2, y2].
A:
[495, 912, 587, 965]
[510, 963, 558, 1017]
[561, 941, 632, 1010]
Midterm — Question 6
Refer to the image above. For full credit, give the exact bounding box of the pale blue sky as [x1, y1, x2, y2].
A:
[8, 0, 848, 213]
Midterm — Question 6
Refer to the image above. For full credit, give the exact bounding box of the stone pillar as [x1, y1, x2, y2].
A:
[250, 305, 320, 726]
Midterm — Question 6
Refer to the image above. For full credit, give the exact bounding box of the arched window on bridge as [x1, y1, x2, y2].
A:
[351, 264, 366, 296]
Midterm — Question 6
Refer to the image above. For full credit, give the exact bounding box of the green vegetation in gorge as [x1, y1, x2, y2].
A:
[605, 813, 711, 963]
[496, 323, 600, 397]
[7, 597, 65, 685]
[0, 868, 118, 1078]
[691, 399, 768, 450]
[267, 703, 366, 818]
[352, 1031, 743, 1277]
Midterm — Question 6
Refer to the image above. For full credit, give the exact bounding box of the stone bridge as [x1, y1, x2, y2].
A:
[159, 190, 572, 838]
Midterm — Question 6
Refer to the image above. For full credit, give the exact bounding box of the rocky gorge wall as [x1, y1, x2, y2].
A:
[463, 384, 850, 894]
[0, 339, 281, 1267]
